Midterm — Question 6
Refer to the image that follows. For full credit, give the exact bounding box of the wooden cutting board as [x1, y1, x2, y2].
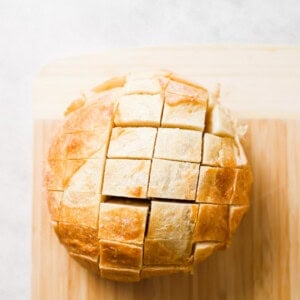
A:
[32, 46, 300, 300]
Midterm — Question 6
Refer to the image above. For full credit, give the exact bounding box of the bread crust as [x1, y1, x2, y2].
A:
[99, 240, 143, 269]
[58, 222, 99, 257]
[98, 202, 149, 244]
[45, 72, 252, 282]
[144, 239, 193, 265]
[100, 267, 140, 282]
[60, 191, 100, 228]
[231, 168, 253, 205]
[44, 160, 66, 191]
[193, 204, 229, 242]
[141, 265, 192, 279]
[166, 79, 208, 101]
[162, 92, 207, 131]
[196, 166, 236, 204]
[46, 190, 63, 221]
[154, 128, 203, 163]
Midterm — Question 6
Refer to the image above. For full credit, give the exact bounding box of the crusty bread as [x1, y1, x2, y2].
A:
[45, 71, 252, 282]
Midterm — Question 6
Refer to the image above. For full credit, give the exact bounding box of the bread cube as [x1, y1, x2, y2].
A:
[102, 159, 151, 198]
[193, 204, 229, 242]
[100, 240, 143, 269]
[98, 202, 149, 244]
[206, 104, 235, 137]
[161, 92, 206, 131]
[143, 239, 192, 265]
[231, 168, 252, 205]
[196, 166, 236, 204]
[147, 201, 198, 240]
[108, 127, 157, 159]
[202, 134, 238, 167]
[154, 128, 202, 163]
[148, 159, 199, 200]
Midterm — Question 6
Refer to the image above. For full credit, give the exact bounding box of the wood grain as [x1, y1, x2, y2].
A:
[32, 46, 300, 300]
[32, 119, 300, 300]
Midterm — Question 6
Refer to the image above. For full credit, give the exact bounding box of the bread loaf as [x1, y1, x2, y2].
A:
[45, 71, 252, 282]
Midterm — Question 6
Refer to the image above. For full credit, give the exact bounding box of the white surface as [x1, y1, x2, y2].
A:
[0, 0, 299, 298]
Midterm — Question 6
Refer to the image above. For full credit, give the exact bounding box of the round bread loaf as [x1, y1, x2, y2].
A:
[45, 71, 252, 282]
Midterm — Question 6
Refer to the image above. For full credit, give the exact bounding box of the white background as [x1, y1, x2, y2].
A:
[0, 0, 299, 298]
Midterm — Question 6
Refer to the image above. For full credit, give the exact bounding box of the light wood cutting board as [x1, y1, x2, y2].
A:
[32, 46, 300, 300]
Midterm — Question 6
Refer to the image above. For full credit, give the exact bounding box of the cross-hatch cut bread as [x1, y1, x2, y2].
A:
[45, 70, 252, 282]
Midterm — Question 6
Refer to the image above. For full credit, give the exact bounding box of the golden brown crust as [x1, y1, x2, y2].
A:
[98, 202, 149, 244]
[193, 204, 229, 242]
[100, 267, 140, 282]
[144, 239, 193, 265]
[196, 166, 236, 204]
[99, 240, 143, 269]
[231, 167, 253, 205]
[60, 191, 100, 228]
[141, 264, 192, 279]
[45, 72, 251, 282]
[58, 222, 99, 257]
